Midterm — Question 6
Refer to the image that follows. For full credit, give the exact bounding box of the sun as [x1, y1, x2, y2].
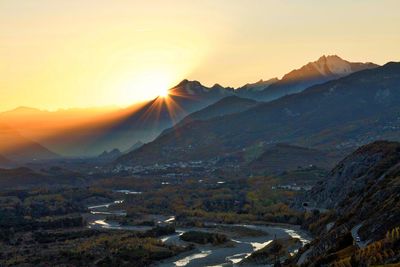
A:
[157, 88, 170, 98]
[115, 68, 178, 105]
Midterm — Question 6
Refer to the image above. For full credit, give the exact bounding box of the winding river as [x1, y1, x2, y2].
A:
[87, 199, 311, 267]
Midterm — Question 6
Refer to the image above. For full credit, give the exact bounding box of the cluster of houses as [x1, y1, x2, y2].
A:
[111, 160, 218, 178]
[272, 183, 312, 191]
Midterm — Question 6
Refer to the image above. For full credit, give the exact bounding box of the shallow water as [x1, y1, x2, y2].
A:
[87, 200, 311, 267]
[113, 189, 142, 195]
[174, 250, 213, 267]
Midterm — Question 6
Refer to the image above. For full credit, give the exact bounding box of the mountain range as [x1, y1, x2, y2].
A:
[0, 55, 382, 161]
[117, 61, 400, 166]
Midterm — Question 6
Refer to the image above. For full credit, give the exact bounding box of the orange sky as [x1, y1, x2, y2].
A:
[1, 0, 400, 112]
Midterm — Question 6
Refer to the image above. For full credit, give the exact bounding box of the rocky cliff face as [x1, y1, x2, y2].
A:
[293, 141, 400, 266]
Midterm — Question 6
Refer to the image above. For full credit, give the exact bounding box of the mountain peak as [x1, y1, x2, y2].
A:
[170, 79, 234, 97]
[211, 83, 224, 89]
[175, 79, 202, 88]
[170, 79, 206, 96]
[317, 54, 342, 61]
[311, 55, 352, 76]
[281, 55, 378, 83]
[211, 83, 234, 93]
[176, 79, 189, 86]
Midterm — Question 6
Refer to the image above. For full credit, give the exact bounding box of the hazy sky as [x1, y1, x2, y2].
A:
[1, 0, 399, 111]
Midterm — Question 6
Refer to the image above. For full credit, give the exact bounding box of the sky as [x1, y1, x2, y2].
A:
[1, 0, 400, 112]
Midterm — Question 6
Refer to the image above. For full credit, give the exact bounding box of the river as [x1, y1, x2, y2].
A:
[87, 199, 311, 266]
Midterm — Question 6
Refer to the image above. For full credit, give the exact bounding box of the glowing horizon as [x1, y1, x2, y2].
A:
[1, 0, 400, 112]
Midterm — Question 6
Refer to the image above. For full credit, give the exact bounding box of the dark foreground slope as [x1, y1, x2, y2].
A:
[118, 62, 400, 166]
[292, 141, 400, 266]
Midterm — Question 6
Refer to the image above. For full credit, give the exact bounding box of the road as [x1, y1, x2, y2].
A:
[351, 223, 368, 248]
[297, 247, 312, 265]
[297, 222, 368, 265]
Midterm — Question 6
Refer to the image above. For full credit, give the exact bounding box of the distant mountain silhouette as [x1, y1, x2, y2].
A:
[0, 124, 59, 162]
[118, 62, 400, 166]
[0, 106, 120, 157]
